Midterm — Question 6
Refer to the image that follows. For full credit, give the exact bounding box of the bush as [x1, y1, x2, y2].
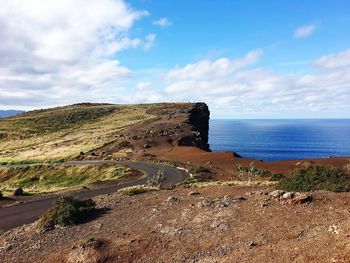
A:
[147, 169, 165, 187]
[38, 196, 95, 230]
[236, 162, 271, 180]
[118, 185, 158, 196]
[188, 166, 210, 175]
[270, 173, 285, 181]
[278, 165, 350, 192]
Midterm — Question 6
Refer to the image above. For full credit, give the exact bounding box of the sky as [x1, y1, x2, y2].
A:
[0, 0, 350, 118]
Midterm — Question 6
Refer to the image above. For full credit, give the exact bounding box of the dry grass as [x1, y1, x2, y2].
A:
[188, 180, 278, 188]
[0, 104, 157, 162]
[118, 185, 159, 196]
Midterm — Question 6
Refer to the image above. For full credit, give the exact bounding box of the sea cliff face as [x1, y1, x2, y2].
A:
[178, 102, 210, 151]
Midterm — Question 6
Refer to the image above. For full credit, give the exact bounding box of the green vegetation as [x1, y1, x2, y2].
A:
[236, 162, 271, 181]
[118, 185, 158, 196]
[270, 173, 285, 181]
[0, 164, 133, 194]
[278, 165, 350, 192]
[147, 169, 165, 186]
[188, 166, 210, 175]
[38, 196, 96, 230]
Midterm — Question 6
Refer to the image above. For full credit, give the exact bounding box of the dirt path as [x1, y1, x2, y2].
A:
[0, 161, 188, 231]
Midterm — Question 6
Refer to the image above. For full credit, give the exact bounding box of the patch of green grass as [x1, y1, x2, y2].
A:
[0, 164, 133, 193]
[118, 185, 158, 196]
[278, 165, 350, 192]
[38, 196, 96, 230]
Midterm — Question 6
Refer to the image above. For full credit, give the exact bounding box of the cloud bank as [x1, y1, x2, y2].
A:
[0, 0, 151, 108]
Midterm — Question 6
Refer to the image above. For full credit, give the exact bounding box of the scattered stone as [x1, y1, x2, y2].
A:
[188, 191, 200, 196]
[260, 200, 268, 208]
[197, 199, 212, 208]
[282, 192, 295, 199]
[287, 193, 312, 205]
[328, 225, 340, 235]
[269, 190, 285, 198]
[211, 220, 228, 230]
[143, 143, 151, 149]
[13, 188, 24, 196]
[215, 200, 229, 209]
[248, 241, 258, 247]
[165, 196, 180, 205]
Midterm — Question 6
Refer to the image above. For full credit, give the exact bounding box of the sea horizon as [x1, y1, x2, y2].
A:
[209, 118, 350, 162]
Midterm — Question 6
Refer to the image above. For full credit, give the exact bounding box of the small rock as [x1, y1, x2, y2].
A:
[260, 201, 268, 208]
[248, 241, 258, 247]
[282, 192, 295, 199]
[13, 188, 24, 196]
[165, 196, 180, 205]
[288, 193, 312, 205]
[189, 191, 200, 196]
[269, 190, 285, 198]
[328, 225, 340, 235]
[215, 201, 229, 209]
[197, 199, 212, 208]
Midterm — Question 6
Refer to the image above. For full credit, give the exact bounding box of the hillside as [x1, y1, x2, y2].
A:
[0, 103, 210, 163]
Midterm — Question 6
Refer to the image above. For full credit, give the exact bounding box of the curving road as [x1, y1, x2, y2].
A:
[0, 161, 188, 232]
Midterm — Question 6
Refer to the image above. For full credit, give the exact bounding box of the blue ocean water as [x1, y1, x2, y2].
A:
[209, 119, 350, 162]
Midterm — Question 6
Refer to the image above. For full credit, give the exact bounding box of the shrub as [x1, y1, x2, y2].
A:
[270, 173, 285, 181]
[38, 196, 95, 230]
[188, 166, 210, 175]
[236, 162, 271, 180]
[278, 165, 350, 192]
[147, 169, 165, 187]
[118, 185, 158, 196]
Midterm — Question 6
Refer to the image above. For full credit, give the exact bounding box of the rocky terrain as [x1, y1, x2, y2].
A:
[0, 185, 349, 263]
[1, 102, 350, 263]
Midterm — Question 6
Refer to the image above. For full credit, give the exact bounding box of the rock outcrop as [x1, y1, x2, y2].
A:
[178, 102, 210, 151]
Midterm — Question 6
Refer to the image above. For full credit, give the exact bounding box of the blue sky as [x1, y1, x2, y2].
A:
[121, 0, 350, 70]
[0, 0, 349, 118]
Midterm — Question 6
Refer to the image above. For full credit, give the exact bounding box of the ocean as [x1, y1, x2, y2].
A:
[209, 119, 350, 162]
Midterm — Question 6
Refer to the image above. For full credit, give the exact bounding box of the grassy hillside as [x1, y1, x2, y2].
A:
[0, 164, 139, 194]
[0, 103, 158, 162]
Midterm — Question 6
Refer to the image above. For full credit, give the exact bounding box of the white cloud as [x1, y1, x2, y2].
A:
[314, 48, 350, 69]
[144, 34, 156, 50]
[294, 25, 316, 39]
[136, 81, 151, 89]
[153, 18, 172, 27]
[155, 49, 350, 117]
[0, 0, 150, 108]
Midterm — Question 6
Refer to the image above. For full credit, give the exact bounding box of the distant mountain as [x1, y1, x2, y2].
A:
[0, 110, 25, 118]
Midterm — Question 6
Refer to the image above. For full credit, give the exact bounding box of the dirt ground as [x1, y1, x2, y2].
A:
[157, 146, 350, 180]
[1, 185, 349, 263]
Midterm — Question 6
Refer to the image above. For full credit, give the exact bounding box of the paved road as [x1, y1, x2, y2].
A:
[0, 161, 188, 231]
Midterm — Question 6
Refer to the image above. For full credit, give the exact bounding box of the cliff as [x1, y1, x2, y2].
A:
[178, 103, 210, 151]
[0, 102, 211, 162]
